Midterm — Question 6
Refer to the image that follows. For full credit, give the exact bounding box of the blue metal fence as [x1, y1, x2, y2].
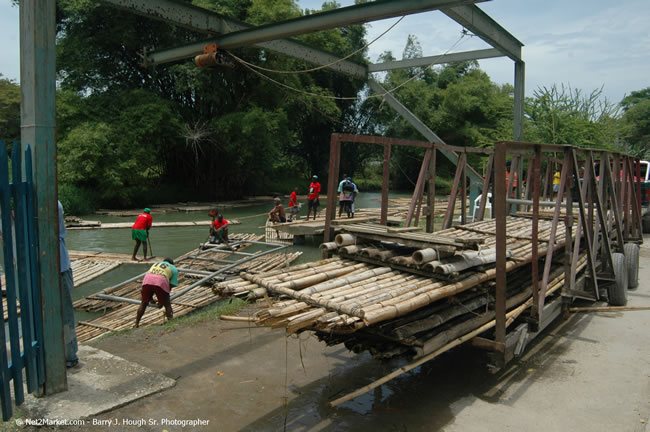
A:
[0, 142, 44, 421]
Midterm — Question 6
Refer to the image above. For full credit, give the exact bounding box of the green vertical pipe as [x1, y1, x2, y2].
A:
[20, 0, 67, 394]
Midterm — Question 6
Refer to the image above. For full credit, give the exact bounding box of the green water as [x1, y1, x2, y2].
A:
[66, 192, 411, 303]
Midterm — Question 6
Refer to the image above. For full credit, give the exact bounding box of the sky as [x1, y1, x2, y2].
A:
[1, 0, 648, 104]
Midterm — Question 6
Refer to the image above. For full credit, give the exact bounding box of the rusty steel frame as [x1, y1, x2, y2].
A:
[491, 141, 641, 368]
[322, 134, 490, 256]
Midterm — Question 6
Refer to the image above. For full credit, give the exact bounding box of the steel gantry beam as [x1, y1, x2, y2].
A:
[96, 0, 367, 77]
[146, 0, 484, 65]
[441, 4, 523, 61]
[368, 48, 504, 72]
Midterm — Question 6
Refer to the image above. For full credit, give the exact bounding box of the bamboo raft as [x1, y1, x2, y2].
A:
[216, 216, 579, 360]
[95, 199, 269, 216]
[265, 220, 294, 244]
[74, 234, 302, 341]
[68, 250, 163, 264]
[2, 258, 120, 321]
[270, 208, 404, 237]
[71, 259, 120, 286]
[67, 219, 241, 230]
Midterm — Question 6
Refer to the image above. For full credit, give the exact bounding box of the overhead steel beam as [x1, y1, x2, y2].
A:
[442, 4, 523, 61]
[368, 48, 503, 72]
[148, 0, 484, 65]
[97, 0, 367, 77]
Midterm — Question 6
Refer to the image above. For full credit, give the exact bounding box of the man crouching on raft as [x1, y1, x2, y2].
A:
[135, 258, 178, 327]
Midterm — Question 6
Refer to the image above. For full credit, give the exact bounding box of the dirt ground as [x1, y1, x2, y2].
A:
[33, 236, 650, 431]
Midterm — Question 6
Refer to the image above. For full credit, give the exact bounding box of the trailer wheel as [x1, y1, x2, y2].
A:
[608, 252, 628, 306]
[624, 243, 640, 289]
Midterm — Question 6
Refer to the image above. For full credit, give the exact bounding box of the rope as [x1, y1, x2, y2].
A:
[226, 16, 405, 74]
[228, 32, 469, 102]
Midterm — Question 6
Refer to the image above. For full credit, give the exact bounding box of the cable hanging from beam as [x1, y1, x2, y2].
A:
[224, 15, 405, 75]
[228, 31, 469, 101]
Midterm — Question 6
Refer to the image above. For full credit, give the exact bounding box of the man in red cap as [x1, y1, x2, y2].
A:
[131, 208, 153, 261]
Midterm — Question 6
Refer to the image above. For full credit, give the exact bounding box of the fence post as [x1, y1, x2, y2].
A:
[20, 0, 67, 394]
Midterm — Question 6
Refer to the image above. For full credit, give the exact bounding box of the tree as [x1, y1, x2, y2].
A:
[54, 0, 368, 205]
[620, 87, 650, 158]
[0, 75, 20, 145]
[524, 84, 621, 149]
[360, 36, 514, 189]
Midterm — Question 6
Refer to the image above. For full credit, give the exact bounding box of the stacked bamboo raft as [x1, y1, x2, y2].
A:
[216, 216, 580, 360]
[74, 234, 301, 341]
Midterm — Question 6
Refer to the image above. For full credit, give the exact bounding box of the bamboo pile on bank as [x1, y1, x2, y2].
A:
[211, 216, 583, 361]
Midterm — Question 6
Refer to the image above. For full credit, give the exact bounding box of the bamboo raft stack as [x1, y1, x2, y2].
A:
[74, 234, 302, 341]
[216, 216, 581, 360]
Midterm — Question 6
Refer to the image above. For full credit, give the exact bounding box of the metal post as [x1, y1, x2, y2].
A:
[494, 142, 507, 350]
[426, 148, 436, 232]
[477, 154, 493, 221]
[381, 144, 391, 225]
[20, 0, 66, 394]
[513, 61, 525, 142]
[530, 146, 540, 321]
[405, 148, 432, 227]
[323, 134, 340, 255]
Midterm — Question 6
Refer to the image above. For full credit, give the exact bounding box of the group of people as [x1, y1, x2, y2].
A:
[267, 173, 359, 223]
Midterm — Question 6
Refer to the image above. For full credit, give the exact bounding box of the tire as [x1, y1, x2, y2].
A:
[608, 252, 628, 306]
[624, 243, 640, 289]
[643, 217, 650, 234]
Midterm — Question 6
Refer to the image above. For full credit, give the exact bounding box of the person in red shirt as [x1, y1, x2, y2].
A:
[131, 208, 153, 261]
[307, 175, 321, 220]
[210, 213, 230, 245]
[287, 187, 301, 221]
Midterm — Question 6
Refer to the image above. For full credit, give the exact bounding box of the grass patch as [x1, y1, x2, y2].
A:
[0, 408, 24, 432]
[88, 298, 248, 344]
[157, 297, 247, 332]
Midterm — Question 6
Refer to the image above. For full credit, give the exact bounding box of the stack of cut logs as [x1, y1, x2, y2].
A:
[215, 216, 582, 360]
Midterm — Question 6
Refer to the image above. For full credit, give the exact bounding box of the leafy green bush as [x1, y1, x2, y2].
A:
[58, 183, 98, 215]
[352, 178, 383, 192]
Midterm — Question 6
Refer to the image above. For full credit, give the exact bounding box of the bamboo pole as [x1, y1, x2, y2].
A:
[328, 299, 532, 408]
[569, 306, 650, 313]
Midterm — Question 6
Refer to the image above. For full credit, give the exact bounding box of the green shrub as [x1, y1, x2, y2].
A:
[58, 183, 99, 215]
